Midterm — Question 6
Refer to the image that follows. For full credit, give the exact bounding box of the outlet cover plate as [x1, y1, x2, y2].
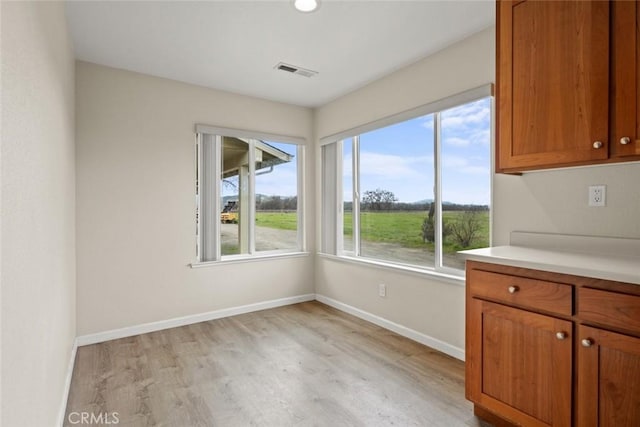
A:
[378, 283, 386, 297]
[589, 185, 606, 207]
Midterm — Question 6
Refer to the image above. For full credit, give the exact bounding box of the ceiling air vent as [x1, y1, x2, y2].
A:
[275, 62, 318, 78]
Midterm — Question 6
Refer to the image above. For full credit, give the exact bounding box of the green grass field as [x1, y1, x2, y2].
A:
[256, 210, 489, 254]
[255, 211, 298, 230]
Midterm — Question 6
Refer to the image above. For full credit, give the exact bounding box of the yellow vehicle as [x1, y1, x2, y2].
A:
[221, 200, 238, 224]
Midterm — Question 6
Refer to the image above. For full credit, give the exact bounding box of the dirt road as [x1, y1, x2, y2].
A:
[221, 223, 465, 269]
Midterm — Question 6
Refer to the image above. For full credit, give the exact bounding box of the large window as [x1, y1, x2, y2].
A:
[322, 88, 492, 274]
[195, 127, 304, 262]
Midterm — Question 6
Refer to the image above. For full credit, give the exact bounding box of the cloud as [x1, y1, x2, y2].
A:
[441, 187, 491, 206]
[418, 98, 491, 147]
[442, 99, 491, 127]
[444, 137, 470, 147]
[442, 98, 491, 147]
[443, 154, 490, 176]
[358, 151, 433, 180]
[421, 116, 435, 130]
[255, 163, 298, 196]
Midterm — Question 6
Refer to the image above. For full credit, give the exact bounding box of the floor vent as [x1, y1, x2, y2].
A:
[275, 62, 318, 78]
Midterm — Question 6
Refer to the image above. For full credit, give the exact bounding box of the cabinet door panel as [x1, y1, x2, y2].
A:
[610, 0, 640, 158]
[467, 299, 572, 426]
[578, 325, 640, 427]
[497, 0, 610, 171]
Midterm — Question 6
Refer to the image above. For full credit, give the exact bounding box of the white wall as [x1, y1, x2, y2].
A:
[75, 62, 315, 335]
[493, 163, 640, 245]
[314, 28, 495, 357]
[1, 1, 76, 425]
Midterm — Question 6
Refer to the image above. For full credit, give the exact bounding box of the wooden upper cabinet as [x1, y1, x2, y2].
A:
[610, 0, 640, 158]
[497, 0, 610, 172]
[496, 0, 640, 173]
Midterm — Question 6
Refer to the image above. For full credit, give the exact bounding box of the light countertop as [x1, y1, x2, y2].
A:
[459, 232, 640, 286]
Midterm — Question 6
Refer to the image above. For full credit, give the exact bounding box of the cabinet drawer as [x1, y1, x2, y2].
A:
[468, 269, 573, 316]
[579, 287, 640, 333]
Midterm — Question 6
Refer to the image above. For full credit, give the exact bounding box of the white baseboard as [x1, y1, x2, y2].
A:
[76, 294, 316, 346]
[58, 338, 78, 427]
[315, 294, 465, 361]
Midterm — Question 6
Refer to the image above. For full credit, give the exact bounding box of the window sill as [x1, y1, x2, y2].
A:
[317, 253, 465, 287]
[190, 251, 311, 268]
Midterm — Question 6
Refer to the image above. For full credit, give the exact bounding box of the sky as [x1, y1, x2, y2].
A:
[222, 97, 491, 206]
[345, 97, 491, 206]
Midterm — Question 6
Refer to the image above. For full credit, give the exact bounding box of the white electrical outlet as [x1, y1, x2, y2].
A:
[378, 283, 386, 297]
[588, 185, 606, 207]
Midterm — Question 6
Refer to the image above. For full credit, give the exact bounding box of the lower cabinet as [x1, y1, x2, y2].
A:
[466, 261, 640, 426]
[467, 299, 572, 426]
[577, 326, 640, 427]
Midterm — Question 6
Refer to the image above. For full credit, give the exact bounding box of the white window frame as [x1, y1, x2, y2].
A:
[193, 125, 306, 265]
[320, 85, 494, 276]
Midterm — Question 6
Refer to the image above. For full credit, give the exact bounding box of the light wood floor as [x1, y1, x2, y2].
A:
[65, 302, 490, 426]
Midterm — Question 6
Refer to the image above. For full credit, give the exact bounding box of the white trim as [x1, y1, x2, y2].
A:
[320, 143, 339, 254]
[319, 84, 492, 145]
[190, 251, 310, 268]
[76, 294, 316, 346]
[317, 253, 465, 286]
[296, 144, 306, 252]
[335, 140, 344, 252]
[195, 124, 306, 145]
[315, 294, 465, 361]
[351, 136, 361, 256]
[248, 138, 257, 254]
[434, 111, 443, 268]
[57, 339, 78, 427]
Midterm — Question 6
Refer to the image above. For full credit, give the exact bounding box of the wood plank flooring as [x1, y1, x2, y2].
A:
[64, 302, 489, 426]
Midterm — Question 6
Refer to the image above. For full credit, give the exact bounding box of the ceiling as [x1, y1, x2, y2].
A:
[65, 0, 495, 108]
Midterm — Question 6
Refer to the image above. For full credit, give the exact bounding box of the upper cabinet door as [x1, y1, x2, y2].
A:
[610, 0, 640, 158]
[496, 0, 610, 172]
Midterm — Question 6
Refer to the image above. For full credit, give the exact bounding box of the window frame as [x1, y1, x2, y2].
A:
[193, 125, 306, 265]
[320, 85, 494, 276]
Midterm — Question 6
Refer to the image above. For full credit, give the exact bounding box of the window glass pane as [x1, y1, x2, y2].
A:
[342, 139, 354, 253]
[221, 137, 248, 256]
[254, 141, 298, 252]
[358, 114, 435, 267]
[440, 97, 491, 270]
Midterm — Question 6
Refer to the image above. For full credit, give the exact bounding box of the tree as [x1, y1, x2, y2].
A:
[450, 209, 483, 248]
[422, 203, 451, 243]
[362, 188, 398, 211]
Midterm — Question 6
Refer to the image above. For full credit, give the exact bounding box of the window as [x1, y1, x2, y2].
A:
[195, 126, 304, 262]
[321, 87, 492, 274]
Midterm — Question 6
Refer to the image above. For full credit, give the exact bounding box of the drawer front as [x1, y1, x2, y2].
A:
[579, 287, 640, 333]
[468, 269, 573, 316]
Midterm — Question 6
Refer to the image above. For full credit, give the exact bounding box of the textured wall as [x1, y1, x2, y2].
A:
[75, 62, 315, 335]
[1, 1, 76, 425]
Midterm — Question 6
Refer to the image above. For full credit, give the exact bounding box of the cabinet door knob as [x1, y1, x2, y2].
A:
[556, 331, 568, 340]
[508, 285, 519, 294]
[581, 338, 594, 347]
[620, 136, 631, 145]
[593, 141, 604, 149]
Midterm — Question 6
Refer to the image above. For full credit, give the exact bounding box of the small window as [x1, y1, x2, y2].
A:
[322, 88, 492, 274]
[196, 128, 304, 262]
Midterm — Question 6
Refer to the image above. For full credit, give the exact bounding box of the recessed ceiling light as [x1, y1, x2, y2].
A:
[294, 0, 319, 13]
